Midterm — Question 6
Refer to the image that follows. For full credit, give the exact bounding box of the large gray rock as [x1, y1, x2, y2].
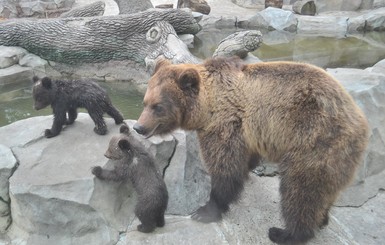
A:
[0, 65, 33, 85]
[326, 62, 385, 206]
[0, 145, 17, 233]
[0, 46, 28, 69]
[348, 7, 385, 32]
[0, 0, 75, 18]
[297, 15, 348, 36]
[241, 7, 297, 31]
[0, 114, 209, 244]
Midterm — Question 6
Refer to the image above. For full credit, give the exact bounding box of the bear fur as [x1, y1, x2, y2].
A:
[32, 76, 124, 138]
[92, 124, 168, 233]
[133, 57, 369, 244]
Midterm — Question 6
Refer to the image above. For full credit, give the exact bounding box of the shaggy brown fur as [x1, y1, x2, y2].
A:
[92, 124, 168, 233]
[133, 57, 369, 244]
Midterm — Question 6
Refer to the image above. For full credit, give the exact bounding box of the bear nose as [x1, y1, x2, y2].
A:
[133, 123, 146, 135]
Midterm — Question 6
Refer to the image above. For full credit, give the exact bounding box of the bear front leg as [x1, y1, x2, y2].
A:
[192, 127, 250, 223]
[91, 166, 127, 181]
[45, 109, 66, 138]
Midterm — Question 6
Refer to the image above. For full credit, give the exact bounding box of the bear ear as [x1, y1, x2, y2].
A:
[32, 76, 40, 83]
[177, 68, 200, 95]
[119, 124, 130, 135]
[118, 139, 130, 151]
[41, 77, 52, 89]
[153, 58, 171, 74]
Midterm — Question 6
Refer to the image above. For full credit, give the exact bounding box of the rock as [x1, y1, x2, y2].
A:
[326, 66, 385, 206]
[177, 0, 211, 15]
[0, 65, 34, 85]
[315, 0, 362, 12]
[0, 145, 17, 233]
[292, 0, 316, 16]
[241, 7, 297, 31]
[165, 130, 211, 215]
[0, 0, 75, 18]
[0, 113, 210, 243]
[371, 58, 385, 74]
[0, 46, 28, 69]
[265, 0, 283, 8]
[297, 15, 348, 36]
[348, 7, 385, 32]
[373, 0, 385, 8]
[179, 34, 195, 48]
[19, 53, 48, 69]
[231, 0, 264, 8]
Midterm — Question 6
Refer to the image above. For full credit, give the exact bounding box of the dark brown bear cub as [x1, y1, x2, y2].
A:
[92, 124, 168, 233]
[133, 57, 369, 244]
[32, 76, 124, 138]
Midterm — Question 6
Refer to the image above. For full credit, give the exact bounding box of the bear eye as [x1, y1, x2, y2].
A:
[152, 104, 164, 114]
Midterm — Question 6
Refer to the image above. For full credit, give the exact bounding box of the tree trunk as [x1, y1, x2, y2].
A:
[60, 1, 105, 18]
[60, 1, 106, 17]
[0, 9, 200, 64]
[212, 30, 263, 59]
[113, 0, 153, 14]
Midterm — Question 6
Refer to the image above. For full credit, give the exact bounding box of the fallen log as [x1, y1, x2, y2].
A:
[0, 9, 201, 64]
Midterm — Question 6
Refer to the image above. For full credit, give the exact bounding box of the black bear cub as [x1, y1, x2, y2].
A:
[32, 76, 124, 138]
[92, 124, 168, 233]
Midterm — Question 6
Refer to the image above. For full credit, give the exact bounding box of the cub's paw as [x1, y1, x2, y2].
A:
[137, 224, 155, 233]
[94, 127, 107, 135]
[44, 129, 57, 138]
[91, 166, 103, 178]
[268, 227, 291, 244]
[191, 201, 222, 223]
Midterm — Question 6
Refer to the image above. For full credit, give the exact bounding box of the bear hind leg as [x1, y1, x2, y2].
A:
[88, 110, 107, 135]
[105, 105, 124, 125]
[269, 158, 340, 244]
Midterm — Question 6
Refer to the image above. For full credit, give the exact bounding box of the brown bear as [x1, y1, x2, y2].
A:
[133, 57, 369, 244]
[32, 76, 124, 138]
[92, 124, 168, 233]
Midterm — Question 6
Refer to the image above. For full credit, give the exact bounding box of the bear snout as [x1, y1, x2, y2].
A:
[133, 123, 147, 135]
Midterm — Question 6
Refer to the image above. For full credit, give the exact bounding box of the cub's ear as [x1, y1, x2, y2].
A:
[119, 124, 130, 135]
[118, 139, 130, 151]
[41, 77, 52, 89]
[32, 76, 40, 83]
[177, 68, 200, 95]
[153, 58, 171, 74]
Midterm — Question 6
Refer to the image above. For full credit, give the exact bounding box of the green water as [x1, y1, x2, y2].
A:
[0, 80, 144, 127]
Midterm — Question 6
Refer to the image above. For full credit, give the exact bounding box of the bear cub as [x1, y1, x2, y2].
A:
[92, 124, 168, 233]
[32, 76, 124, 138]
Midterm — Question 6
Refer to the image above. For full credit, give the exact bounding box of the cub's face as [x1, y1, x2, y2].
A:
[104, 135, 133, 160]
[134, 60, 201, 138]
[32, 76, 54, 110]
[105, 124, 134, 161]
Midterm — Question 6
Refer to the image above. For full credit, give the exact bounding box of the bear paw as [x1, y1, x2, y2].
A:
[94, 127, 107, 135]
[137, 224, 155, 233]
[44, 129, 57, 138]
[269, 227, 314, 244]
[91, 166, 103, 178]
[191, 200, 222, 223]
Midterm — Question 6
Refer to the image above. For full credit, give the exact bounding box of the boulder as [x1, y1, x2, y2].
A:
[0, 0, 75, 18]
[240, 7, 297, 31]
[0, 46, 28, 69]
[348, 7, 385, 32]
[0, 145, 17, 233]
[0, 114, 210, 243]
[177, 0, 211, 15]
[315, 0, 362, 12]
[297, 15, 348, 36]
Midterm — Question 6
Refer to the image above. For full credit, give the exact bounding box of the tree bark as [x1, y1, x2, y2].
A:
[212, 30, 263, 59]
[0, 9, 200, 64]
[60, 1, 106, 18]
[113, 0, 153, 14]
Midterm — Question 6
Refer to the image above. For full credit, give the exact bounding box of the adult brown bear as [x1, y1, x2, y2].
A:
[133, 57, 369, 244]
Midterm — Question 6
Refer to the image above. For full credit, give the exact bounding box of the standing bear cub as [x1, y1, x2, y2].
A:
[32, 76, 123, 138]
[133, 57, 369, 244]
[92, 124, 168, 233]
